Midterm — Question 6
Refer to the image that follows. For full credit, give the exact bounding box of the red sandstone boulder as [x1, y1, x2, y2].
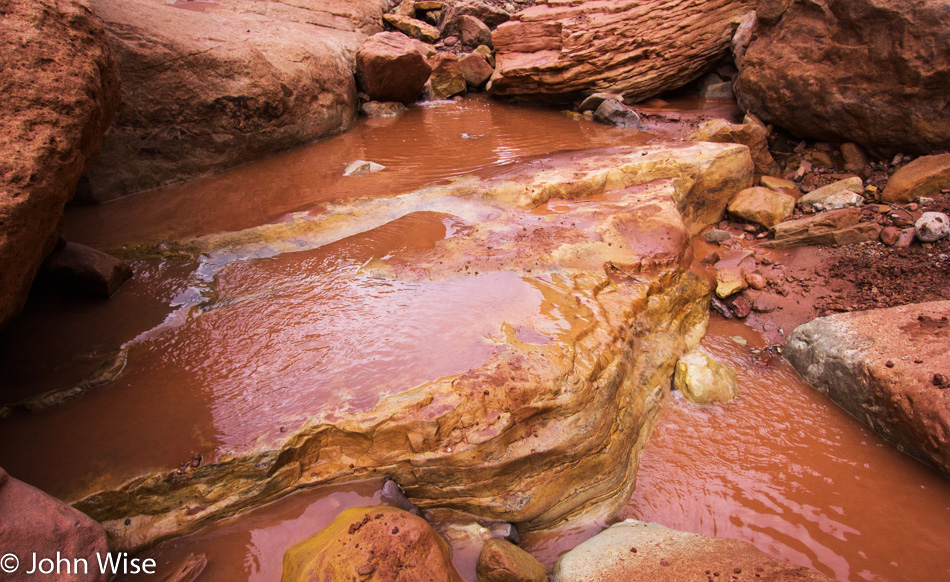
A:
[0, 0, 120, 329]
[488, 0, 754, 102]
[358, 32, 434, 103]
[553, 520, 834, 581]
[692, 117, 781, 176]
[459, 53, 494, 88]
[38, 242, 133, 299]
[785, 302, 950, 477]
[735, 0, 950, 155]
[0, 467, 110, 582]
[458, 14, 492, 48]
[80, 0, 387, 202]
[281, 506, 464, 582]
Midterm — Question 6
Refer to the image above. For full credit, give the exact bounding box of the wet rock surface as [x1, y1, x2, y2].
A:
[281, 506, 464, 582]
[785, 302, 950, 477]
[673, 349, 738, 405]
[552, 519, 834, 581]
[476, 538, 547, 582]
[488, 0, 753, 102]
[37, 242, 133, 299]
[68, 142, 752, 552]
[0, 0, 120, 328]
[0, 467, 109, 582]
[81, 0, 387, 201]
[736, 0, 950, 155]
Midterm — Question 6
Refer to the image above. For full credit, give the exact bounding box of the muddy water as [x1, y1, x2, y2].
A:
[617, 318, 950, 581]
[65, 96, 648, 250]
[110, 319, 950, 582]
[1, 96, 948, 581]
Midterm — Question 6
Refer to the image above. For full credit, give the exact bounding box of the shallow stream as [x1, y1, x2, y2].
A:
[1, 96, 947, 581]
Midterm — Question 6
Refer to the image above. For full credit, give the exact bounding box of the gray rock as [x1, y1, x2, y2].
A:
[577, 92, 625, 112]
[798, 177, 863, 206]
[592, 99, 640, 127]
[700, 229, 732, 244]
[821, 190, 865, 210]
[380, 477, 422, 516]
[915, 211, 950, 242]
[343, 160, 386, 176]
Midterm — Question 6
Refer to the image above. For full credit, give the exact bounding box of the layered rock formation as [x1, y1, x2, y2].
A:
[80, 0, 387, 201]
[73, 142, 752, 552]
[0, 0, 119, 328]
[488, 0, 754, 102]
[735, 0, 950, 155]
[784, 302, 950, 477]
[553, 520, 834, 581]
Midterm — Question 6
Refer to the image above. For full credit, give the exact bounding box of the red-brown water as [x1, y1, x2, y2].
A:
[1, 97, 948, 581]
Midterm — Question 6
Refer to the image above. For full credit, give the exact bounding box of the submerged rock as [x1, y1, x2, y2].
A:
[358, 32, 434, 104]
[361, 101, 409, 118]
[592, 100, 640, 128]
[882, 154, 950, 204]
[81, 0, 386, 202]
[785, 302, 950, 477]
[488, 0, 753, 102]
[343, 160, 386, 176]
[477, 539, 547, 582]
[281, 506, 463, 582]
[0, 0, 120, 328]
[736, 0, 950, 155]
[674, 349, 738, 405]
[553, 520, 834, 581]
[0, 467, 110, 582]
[72, 142, 753, 552]
[38, 242, 133, 299]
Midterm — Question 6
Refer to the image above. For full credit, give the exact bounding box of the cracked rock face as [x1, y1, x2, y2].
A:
[736, 0, 950, 156]
[80, 0, 388, 202]
[784, 301, 950, 477]
[487, 0, 754, 103]
[67, 143, 751, 552]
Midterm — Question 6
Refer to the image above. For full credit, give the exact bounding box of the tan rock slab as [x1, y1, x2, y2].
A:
[798, 177, 863, 206]
[693, 118, 780, 176]
[384, 13, 442, 43]
[882, 154, 950, 204]
[553, 520, 834, 581]
[727, 187, 795, 228]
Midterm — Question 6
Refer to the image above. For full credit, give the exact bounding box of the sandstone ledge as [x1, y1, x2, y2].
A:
[72, 143, 752, 552]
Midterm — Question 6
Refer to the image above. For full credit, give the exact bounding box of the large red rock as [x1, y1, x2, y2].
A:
[0, 0, 120, 329]
[881, 154, 950, 204]
[281, 506, 464, 582]
[358, 31, 434, 103]
[785, 301, 950, 477]
[79, 0, 387, 202]
[488, 0, 754, 102]
[553, 520, 834, 581]
[735, 0, 950, 156]
[0, 467, 110, 582]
